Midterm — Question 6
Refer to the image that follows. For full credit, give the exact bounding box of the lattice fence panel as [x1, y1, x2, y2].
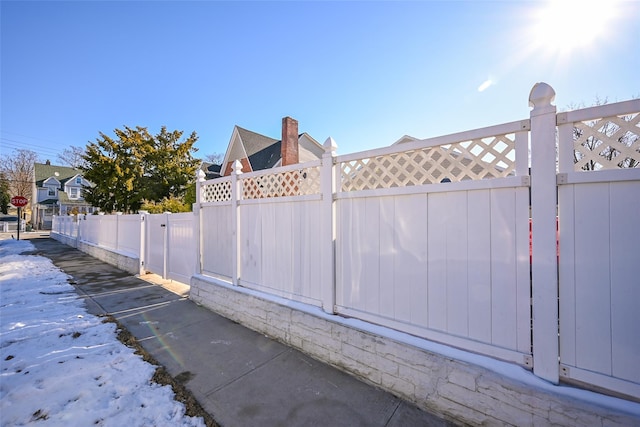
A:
[340, 135, 516, 192]
[242, 166, 321, 199]
[573, 112, 640, 170]
[201, 180, 232, 202]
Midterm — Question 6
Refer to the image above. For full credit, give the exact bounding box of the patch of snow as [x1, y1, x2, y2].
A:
[0, 239, 204, 426]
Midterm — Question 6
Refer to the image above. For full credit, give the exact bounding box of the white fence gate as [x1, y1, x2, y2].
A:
[145, 214, 167, 277]
[143, 212, 196, 284]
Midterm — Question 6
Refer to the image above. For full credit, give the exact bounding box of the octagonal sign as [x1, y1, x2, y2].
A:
[11, 196, 28, 207]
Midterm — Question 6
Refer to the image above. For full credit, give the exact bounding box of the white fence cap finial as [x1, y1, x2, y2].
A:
[232, 159, 244, 174]
[196, 169, 206, 182]
[529, 83, 556, 115]
[323, 137, 337, 153]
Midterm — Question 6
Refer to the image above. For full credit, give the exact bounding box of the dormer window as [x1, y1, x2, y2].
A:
[48, 187, 56, 197]
[70, 188, 79, 199]
[76, 177, 82, 184]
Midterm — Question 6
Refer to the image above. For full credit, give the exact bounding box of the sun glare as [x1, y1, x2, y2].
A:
[531, 0, 619, 55]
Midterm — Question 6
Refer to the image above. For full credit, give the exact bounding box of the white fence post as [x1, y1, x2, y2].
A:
[166, 212, 172, 279]
[115, 212, 122, 253]
[231, 160, 243, 286]
[194, 169, 205, 276]
[139, 212, 147, 276]
[77, 214, 83, 244]
[529, 82, 560, 384]
[321, 137, 338, 314]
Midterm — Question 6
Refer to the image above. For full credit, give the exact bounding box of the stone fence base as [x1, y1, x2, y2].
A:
[50, 232, 140, 276]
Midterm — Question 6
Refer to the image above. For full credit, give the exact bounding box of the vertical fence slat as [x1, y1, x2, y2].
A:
[467, 190, 492, 343]
[426, 193, 448, 332]
[446, 192, 469, 337]
[610, 181, 640, 383]
[378, 197, 395, 320]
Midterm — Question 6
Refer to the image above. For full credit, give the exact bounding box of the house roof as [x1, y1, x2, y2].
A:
[392, 135, 419, 145]
[57, 192, 89, 205]
[200, 162, 222, 180]
[236, 126, 279, 158]
[248, 140, 282, 170]
[220, 123, 324, 176]
[34, 163, 81, 187]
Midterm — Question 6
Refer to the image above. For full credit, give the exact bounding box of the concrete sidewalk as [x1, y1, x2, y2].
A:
[28, 237, 458, 427]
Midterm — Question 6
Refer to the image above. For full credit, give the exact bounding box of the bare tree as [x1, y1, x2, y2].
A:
[56, 145, 87, 169]
[204, 152, 224, 165]
[0, 149, 38, 207]
[0, 171, 9, 214]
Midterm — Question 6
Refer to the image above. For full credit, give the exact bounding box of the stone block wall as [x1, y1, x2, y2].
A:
[51, 232, 140, 275]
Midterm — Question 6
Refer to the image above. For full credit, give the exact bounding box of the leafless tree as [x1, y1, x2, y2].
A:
[0, 149, 38, 206]
[204, 152, 224, 165]
[56, 145, 87, 169]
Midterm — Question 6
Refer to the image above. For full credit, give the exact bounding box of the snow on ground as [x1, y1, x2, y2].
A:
[0, 239, 204, 427]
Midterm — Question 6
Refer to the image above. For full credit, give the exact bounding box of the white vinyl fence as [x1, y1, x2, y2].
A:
[52, 84, 640, 400]
[80, 214, 142, 258]
[50, 215, 77, 237]
[196, 85, 639, 399]
[52, 212, 195, 284]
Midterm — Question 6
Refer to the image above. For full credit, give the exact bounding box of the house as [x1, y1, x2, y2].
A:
[0, 214, 21, 233]
[32, 161, 97, 230]
[199, 162, 222, 180]
[392, 134, 419, 145]
[219, 117, 324, 176]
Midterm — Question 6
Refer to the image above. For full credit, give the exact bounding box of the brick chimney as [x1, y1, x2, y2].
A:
[281, 116, 299, 166]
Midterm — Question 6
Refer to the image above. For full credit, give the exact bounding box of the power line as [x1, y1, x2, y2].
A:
[1, 137, 65, 151]
[1, 130, 70, 146]
[1, 138, 64, 159]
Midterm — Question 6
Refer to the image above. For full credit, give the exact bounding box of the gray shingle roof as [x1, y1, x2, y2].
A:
[236, 126, 278, 157]
[248, 141, 281, 171]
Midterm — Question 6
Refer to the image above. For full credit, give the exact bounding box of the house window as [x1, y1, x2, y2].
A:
[76, 177, 82, 184]
[48, 187, 56, 197]
[70, 188, 78, 199]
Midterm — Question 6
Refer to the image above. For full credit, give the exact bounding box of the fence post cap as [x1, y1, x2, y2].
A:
[323, 137, 337, 154]
[196, 169, 206, 182]
[529, 82, 556, 114]
[232, 159, 244, 175]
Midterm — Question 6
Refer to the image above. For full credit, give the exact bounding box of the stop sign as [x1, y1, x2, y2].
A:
[10, 196, 28, 207]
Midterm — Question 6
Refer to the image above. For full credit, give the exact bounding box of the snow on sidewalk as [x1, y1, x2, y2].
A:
[0, 239, 204, 427]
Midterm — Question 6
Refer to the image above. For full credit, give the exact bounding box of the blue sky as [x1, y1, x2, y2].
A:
[1, 0, 639, 162]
